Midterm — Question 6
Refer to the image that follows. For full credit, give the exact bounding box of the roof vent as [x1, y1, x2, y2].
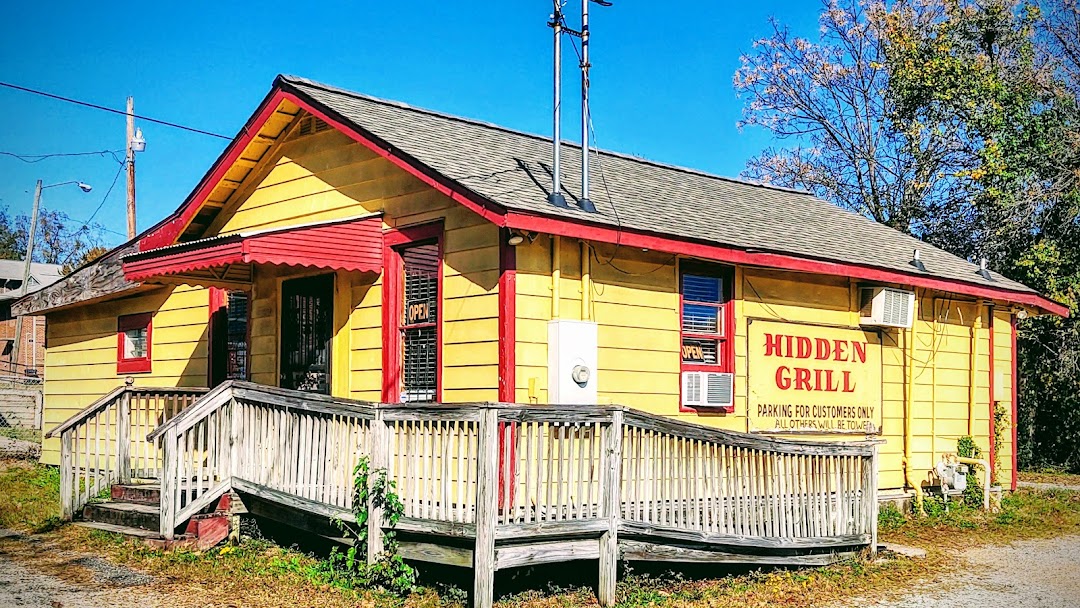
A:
[295, 115, 329, 137]
[910, 249, 926, 272]
[977, 258, 993, 281]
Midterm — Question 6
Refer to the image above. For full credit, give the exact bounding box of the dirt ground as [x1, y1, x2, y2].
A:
[2, 527, 1080, 608]
[838, 535, 1080, 608]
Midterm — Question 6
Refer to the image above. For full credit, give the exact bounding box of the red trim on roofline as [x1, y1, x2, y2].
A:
[140, 89, 289, 251]
[502, 211, 1070, 317]
[279, 91, 508, 228]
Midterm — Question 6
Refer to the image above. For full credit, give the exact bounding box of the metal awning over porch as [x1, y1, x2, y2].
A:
[122, 213, 383, 287]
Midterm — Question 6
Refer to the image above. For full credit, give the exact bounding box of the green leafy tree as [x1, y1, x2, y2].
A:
[739, 0, 1080, 473]
[733, 0, 957, 232]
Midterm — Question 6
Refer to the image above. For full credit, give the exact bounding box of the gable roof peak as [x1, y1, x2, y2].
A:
[275, 74, 816, 199]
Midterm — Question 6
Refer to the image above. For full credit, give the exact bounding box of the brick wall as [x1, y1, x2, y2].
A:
[0, 316, 46, 378]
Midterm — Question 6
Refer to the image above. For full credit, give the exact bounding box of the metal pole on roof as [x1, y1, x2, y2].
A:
[578, 0, 609, 213]
[579, 0, 594, 213]
[548, 3, 568, 209]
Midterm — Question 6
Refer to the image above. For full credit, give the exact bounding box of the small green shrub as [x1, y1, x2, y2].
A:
[318, 456, 416, 596]
[878, 502, 907, 532]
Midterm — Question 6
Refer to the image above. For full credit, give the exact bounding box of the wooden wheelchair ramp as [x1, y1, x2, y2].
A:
[56, 381, 880, 608]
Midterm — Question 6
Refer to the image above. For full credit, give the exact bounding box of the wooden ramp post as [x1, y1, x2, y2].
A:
[598, 410, 623, 607]
[473, 407, 499, 608]
[368, 408, 388, 563]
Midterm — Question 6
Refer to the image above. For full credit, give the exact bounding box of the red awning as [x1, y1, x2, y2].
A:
[123, 214, 383, 286]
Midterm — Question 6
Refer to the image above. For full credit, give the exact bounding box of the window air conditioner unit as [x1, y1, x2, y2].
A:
[682, 371, 735, 410]
[859, 286, 916, 329]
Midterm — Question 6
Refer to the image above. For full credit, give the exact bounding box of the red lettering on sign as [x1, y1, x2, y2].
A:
[815, 338, 831, 360]
[764, 333, 783, 357]
[843, 370, 856, 393]
[833, 339, 847, 362]
[796, 336, 812, 359]
[775, 366, 791, 390]
[852, 341, 867, 363]
[794, 368, 812, 391]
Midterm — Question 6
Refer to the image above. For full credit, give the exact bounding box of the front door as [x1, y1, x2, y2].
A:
[280, 274, 334, 394]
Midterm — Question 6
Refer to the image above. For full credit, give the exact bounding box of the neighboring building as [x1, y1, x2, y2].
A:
[0, 259, 63, 379]
[15, 75, 1068, 503]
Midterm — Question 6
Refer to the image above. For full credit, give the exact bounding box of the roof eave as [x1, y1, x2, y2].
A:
[502, 210, 1070, 318]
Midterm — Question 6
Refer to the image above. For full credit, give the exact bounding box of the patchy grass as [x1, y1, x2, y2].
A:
[62, 528, 443, 608]
[1019, 469, 1080, 487]
[3, 457, 1079, 608]
[0, 457, 61, 531]
[879, 488, 1080, 550]
[0, 427, 41, 443]
[492, 555, 942, 608]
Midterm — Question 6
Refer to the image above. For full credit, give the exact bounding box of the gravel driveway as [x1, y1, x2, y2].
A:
[0, 529, 162, 608]
[846, 535, 1080, 608]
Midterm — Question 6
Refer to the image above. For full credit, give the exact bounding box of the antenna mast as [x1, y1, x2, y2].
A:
[579, 0, 597, 213]
[548, 2, 568, 208]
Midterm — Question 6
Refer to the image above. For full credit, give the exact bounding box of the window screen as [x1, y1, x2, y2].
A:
[225, 291, 248, 381]
[401, 243, 439, 402]
[680, 268, 730, 370]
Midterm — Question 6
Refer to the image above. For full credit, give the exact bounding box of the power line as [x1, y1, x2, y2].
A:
[0, 81, 231, 140]
[1, 149, 125, 164]
[51, 209, 127, 238]
[83, 161, 127, 226]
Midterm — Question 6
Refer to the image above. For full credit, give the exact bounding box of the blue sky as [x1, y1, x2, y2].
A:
[0, 1, 821, 248]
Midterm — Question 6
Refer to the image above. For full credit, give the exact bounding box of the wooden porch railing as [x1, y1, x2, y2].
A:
[144, 381, 879, 608]
[46, 386, 208, 520]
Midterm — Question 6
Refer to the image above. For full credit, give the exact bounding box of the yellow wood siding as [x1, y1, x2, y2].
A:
[203, 123, 502, 403]
[40, 285, 210, 465]
[38, 108, 1021, 496]
[514, 237, 1017, 493]
[41, 116, 502, 465]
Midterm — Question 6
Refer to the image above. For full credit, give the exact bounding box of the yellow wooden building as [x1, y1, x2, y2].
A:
[18, 75, 1067, 507]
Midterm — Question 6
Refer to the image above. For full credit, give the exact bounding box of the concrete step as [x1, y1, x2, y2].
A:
[111, 483, 161, 505]
[83, 501, 160, 531]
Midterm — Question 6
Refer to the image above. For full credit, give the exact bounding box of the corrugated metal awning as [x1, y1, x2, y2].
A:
[122, 214, 383, 287]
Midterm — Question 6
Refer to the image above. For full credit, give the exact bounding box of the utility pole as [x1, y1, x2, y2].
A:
[11, 180, 43, 373]
[126, 96, 136, 239]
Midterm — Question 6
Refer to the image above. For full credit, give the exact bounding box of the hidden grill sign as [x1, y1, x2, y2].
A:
[747, 320, 882, 435]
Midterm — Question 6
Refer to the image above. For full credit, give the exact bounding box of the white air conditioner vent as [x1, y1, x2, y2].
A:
[859, 287, 915, 329]
[682, 371, 734, 410]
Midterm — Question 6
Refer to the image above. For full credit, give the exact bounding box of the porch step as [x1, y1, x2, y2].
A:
[74, 520, 162, 539]
[77, 508, 232, 551]
[83, 501, 160, 532]
[111, 483, 161, 505]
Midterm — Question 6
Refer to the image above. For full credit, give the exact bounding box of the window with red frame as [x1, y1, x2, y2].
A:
[680, 263, 734, 408]
[400, 242, 439, 402]
[117, 313, 152, 374]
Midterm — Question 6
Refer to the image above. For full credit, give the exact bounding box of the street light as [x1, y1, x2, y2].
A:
[10, 178, 93, 374]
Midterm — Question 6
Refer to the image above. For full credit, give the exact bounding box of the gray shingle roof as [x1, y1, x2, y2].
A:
[282, 75, 1036, 296]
